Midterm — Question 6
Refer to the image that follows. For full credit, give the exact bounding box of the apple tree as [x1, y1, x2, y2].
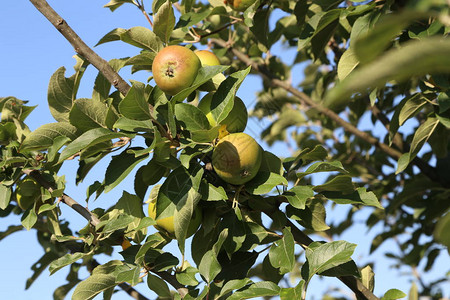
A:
[1, 0, 449, 299]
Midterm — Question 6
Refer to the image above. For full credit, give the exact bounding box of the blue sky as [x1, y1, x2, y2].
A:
[1, 1, 449, 300]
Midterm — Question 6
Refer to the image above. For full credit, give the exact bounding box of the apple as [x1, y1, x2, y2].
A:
[225, 0, 257, 12]
[198, 93, 248, 133]
[195, 50, 221, 67]
[152, 45, 201, 96]
[212, 132, 262, 185]
[16, 178, 40, 210]
[148, 198, 202, 238]
[195, 50, 226, 91]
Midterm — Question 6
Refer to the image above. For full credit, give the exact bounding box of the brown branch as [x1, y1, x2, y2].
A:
[210, 38, 441, 185]
[22, 169, 188, 297]
[29, 0, 131, 96]
[118, 283, 150, 300]
[23, 169, 101, 227]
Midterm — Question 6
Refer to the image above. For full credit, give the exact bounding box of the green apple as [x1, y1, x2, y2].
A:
[195, 50, 226, 91]
[212, 132, 262, 185]
[16, 178, 40, 210]
[198, 93, 248, 133]
[195, 50, 221, 66]
[152, 45, 201, 96]
[148, 198, 202, 238]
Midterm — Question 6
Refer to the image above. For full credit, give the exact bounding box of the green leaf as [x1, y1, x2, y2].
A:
[125, 51, 156, 72]
[47, 67, 74, 122]
[285, 145, 328, 172]
[318, 260, 360, 278]
[0, 185, 12, 210]
[190, 126, 220, 143]
[104, 149, 149, 193]
[21, 207, 37, 230]
[113, 117, 154, 132]
[325, 38, 450, 109]
[157, 167, 203, 253]
[116, 266, 141, 286]
[153, 0, 175, 44]
[58, 128, 134, 163]
[283, 186, 314, 210]
[434, 212, 450, 249]
[209, 67, 251, 123]
[337, 48, 359, 80]
[245, 172, 288, 195]
[175, 103, 211, 131]
[268, 227, 295, 274]
[219, 279, 252, 298]
[93, 59, 127, 102]
[140, 159, 167, 186]
[21, 122, 78, 152]
[103, 0, 134, 12]
[304, 240, 357, 282]
[280, 280, 304, 300]
[69, 98, 108, 132]
[101, 214, 135, 233]
[49, 252, 86, 275]
[118, 82, 152, 120]
[96, 28, 127, 46]
[198, 249, 222, 283]
[200, 182, 228, 201]
[354, 11, 428, 64]
[147, 274, 172, 297]
[381, 289, 407, 300]
[310, 9, 341, 60]
[313, 175, 354, 193]
[173, 188, 202, 252]
[175, 266, 199, 286]
[120, 26, 163, 52]
[72, 274, 117, 300]
[286, 199, 330, 231]
[170, 65, 230, 102]
[398, 95, 428, 127]
[396, 117, 439, 174]
[227, 281, 281, 300]
[388, 93, 426, 145]
[361, 265, 375, 293]
[216, 251, 259, 281]
[259, 151, 284, 175]
[296, 161, 348, 180]
[322, 187, 383, 209]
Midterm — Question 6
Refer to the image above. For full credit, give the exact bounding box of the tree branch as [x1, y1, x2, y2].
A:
[22, 169, 188, 298]
[210, 38, 441, 185]
[29, 0, 131, 96]
[118, 283, 150, 300]
[22, 169, 100, 227]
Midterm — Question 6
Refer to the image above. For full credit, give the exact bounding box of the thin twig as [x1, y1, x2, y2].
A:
[135, 0, 153, 28]
[22, 169, 101, 227]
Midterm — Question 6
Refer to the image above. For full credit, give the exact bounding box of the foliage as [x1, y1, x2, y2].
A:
[1, 0, 449, 299]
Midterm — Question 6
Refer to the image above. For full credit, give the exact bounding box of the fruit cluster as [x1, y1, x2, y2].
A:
[147, 45, 263, 236]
